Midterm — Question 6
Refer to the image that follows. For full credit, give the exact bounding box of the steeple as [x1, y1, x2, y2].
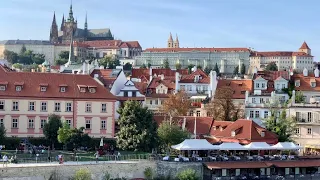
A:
[50, 12, 59, 43]
[68, 1, 74, 22]
[298, 41, 311, 55]
[68, 31, 75, 64]
[84, 12, 88, 29]
[167, 32, 173, 48]
[174, 34, 179, 48]
[61, 14, 65, 31]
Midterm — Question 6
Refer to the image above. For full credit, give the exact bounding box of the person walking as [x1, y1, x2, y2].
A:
[2, 154, 8, 167]
[95, 151, 99, 163]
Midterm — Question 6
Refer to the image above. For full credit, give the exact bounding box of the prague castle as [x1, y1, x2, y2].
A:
[49, 3, 114, 43]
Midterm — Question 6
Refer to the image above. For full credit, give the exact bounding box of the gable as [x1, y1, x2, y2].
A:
[156, 83, 168, 89]
[124, 80, 135, 86]
[254, 76, 267, 82]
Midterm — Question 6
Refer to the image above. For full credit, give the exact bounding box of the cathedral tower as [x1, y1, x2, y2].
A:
[167, 33, 173, 48]
[63, 3, 78, 42]
[174, 34, 179, 48]
[60, 14, 65, 31]
[49, 12, 59, 43]
[298, 41, 311, 55]
[84, 12, 88, 40]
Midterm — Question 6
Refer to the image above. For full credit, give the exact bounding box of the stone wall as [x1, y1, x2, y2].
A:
[0, 161, 204, 180]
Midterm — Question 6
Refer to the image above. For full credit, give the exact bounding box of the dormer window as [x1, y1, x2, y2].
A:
[88, 86, 97, 93]
[0, 86, 5, 91]
[60, 87, 66, 92]
[78, 85, 87, 93]
[194, 75, 200, 82]
[261, 131, 265, 137]
[231, 131, 235, 137]
[80, 88, 86, 92]
[295, 80, 300, 87]
[213, 126, 216, 130]
[0, 82, 8, 91]
[15, 86, 22, 92]
[311, 82, 316, 88]
[40, 87, 47, 92]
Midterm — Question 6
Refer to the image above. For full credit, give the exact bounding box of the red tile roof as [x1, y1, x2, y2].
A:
[254, 71, 290, 81]
[300, 41, 311, 50]
[250, 51, 312, 57]
[90, 69, 120, 89]
[146, 77, 176, 97]
[133, 81, 148, 94]
[214, 119, 278, 144]
[0, 65, 116, 100]
[216, 79, 253, 99]
[83, 40, 141, 49]
[131, 68, 189, 81]
[179, 69, 209, 83]
[144, 48, 250, 53]
[293, 73, 320, 91]
[54, 41, 89, 48]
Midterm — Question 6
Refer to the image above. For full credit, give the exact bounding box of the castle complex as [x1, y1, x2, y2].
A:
[49, 4, 114, 43]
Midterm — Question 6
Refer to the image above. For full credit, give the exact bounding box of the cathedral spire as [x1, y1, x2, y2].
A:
[61, 14, 65, 31]
[50, 12, 58, 43]
[84, 12, 88, 29]
[68, 1, 74, 22]
[52, 11, 57, 25]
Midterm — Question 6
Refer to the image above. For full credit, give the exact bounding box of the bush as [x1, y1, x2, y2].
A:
[144, 167, 154, 180]
[176, 169, 199, 180]
[74, 168, 91, 180]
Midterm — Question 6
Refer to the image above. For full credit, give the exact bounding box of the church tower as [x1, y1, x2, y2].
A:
[167, 33, 173, 48]
[298, 41, 311, 55]
[174, 34, 179, 48]
[49, 12, 59, 43]
[84, 12, 88, 40]
[60, 14, 65, 31]
[63, 3, 78, 42]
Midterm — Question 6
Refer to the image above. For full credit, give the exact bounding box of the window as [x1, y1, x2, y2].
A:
[252, 98, 256, 103]
[132, 91, 136, 97]
[255, 111, 260, 118]
[295, 128, 300, 134]
[0, 86, 5, 91]
[41, 102, 47, 112]
[66, 119, 71, 127]
[249, 111, 254, 118]
[231, 131, 235, 137]
[80, 88, 86, 92]
[12, 118, 18, 128]
[89, 88, 96, 93]
[40, 87, 47, 92]
[101, 120, 106, 129]
[155, 99, 158, 105]
[85, 119, 91, 129]
[261, 83, 265, 88]
[64, 102, 72, 112]
[124, 91, 128, 97]
[256, 83, 260, 88]
[307, 128, 312, 135]
[15, 86, 21, 91]
[28, 119, 34, 129]
[180, 85, 185, 90]
[60, 87, 66, 92]
[311, 82, 316, 87]
[0, 118, 3, 127]
[54, 102, 61, 112]
[86, 103, 92, 112]
[308, 112, 312, 122]
[12, 101, 19, 111]
[101, 103, 107, 112]
[29, 102, 35, 111]
[264, 111, 268, 118]
[295, 81, 300, 87]
[196, 111, 201, 117]
[260, 131, 265, 137]
[189, 110, 194, 116]
[40, 119, 46, 129]
[187, 85, 192, 91]
[149, 100, 152, 105]
[282, 84, 285, 89]
[0, 101, 4, 110]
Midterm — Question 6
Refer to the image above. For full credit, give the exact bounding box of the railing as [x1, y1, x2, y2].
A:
[211, 174, 320, 180]
[296, 118, 320, 124]
[289, 103, 320, 108]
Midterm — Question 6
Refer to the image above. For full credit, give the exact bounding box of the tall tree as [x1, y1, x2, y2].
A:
[175, 63, 182, 70]
[140, 64, 147, 69]
[32, 54, 46, 64]
[295, 91, 305, 103]
[241, 63, 246, 74]
[204, 66, 212, 75]
[0, 124, 6, 144]
[187, 64, 194, 74]
[99, 55, 120, 69]
[206, 86, 242, 121]
[157, 120, 190, 153]
[213, 63, 220, 74]
[58, 51, 69, 60]
[57, 122, 72, 145]
[196, 65, 202, 70]
[3, 50, 19, 64]
[233, 65, 239, 75]
[123, 62, 132, 71]
[20, 44, 27, 55]
[43, 114, 62, 149]
[55, 59, 68, 65]
[163, 59, 170, 69]
[161, 90, 191, 124]
[147, 63, 152, 68]
[266, 62, 278, 71]
[117, 101, 158, 152]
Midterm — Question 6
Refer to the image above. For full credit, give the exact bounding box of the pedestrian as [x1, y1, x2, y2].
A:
[3, 154, 8, 167]
[95, 151, 99, 163]
[58, 154, 62, 164]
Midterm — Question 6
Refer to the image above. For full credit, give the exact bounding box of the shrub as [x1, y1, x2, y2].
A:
[176, 169, 199, 180]
[102, 171, 111, 180]
[74, 168, 91, 180]
[144, 167, 154, 180]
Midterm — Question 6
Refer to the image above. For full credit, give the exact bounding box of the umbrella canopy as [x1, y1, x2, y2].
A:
[218, 142, 246, 151]
[171, 139, 219, 150]
[99, 137, 104, 147]
[272, 142, 302, 150]
[243, 142, 273, 150]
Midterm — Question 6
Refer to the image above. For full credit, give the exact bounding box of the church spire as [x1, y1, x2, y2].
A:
[61, 14, 65, 31]
[167, 32, 173, 48]
[84, 12, 88, 29]
[68, 1, 74, 22]
[174, 34, 179, 48]
[50, 12, 58, 43]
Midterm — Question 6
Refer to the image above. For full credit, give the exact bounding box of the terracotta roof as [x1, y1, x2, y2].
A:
[146, 77, 175, 97]
[254, 71, 290, 81]
[144, 48, 250, 53]
[216, 79, 253, 99]
[293, 73, 320, 91]
[133, 81, 148, 94]
[119, 41, 141, 48]
[272, 160, 320, 168]
[206, 161, 271, 169]
[83, 40, 141, 49]
[214, 119, 278, 144]
[300, 41, 311, 50]
[0, 65, 116, 100]
[54, 41, 89, 48]
[179, 69, 209, 83]
[90, 69, 121, 89]
[251, 51, 312, 57]
[131, 68, 189, 81]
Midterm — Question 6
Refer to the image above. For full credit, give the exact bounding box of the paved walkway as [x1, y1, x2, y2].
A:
[0, 160, 139, 168]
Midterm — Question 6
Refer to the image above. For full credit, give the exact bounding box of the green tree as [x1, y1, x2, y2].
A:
[241, 63, 246, 74]
[20, 44, 27, 55]
[12, 63, 23, 70]
[177, 169, 199, 180]
[99, 55, 120, 69]
[74, 168, 91, 180]
[0, 124, 6, 144]
[66, 127, 92, 150]
[175, 63, 182, 70]
[58, 51, 69, 60]
[43, 114, 63, 149]
[213, 63, 220, 74]
[233, 65, 239, 75]
[196, 65, 202, 69]
[140, 64, 147, 69]
[3, 50, 19, 64]
[295, 91, 305, 103]
[157, 121, 190, 152]
[57, 122, 72, 145]
[147, 63, 152, 68]
[32, 54, 46, 64]
[187, 64, 194, 74]
[117, 101, 158, 152]
[266, 62, 278, 71]
[163, 59, 170, 69]
[55, 59, 68, 65]
[204, 66, 212, 75]
[123, 62, 132, 71]
[263, 97, 296, 142]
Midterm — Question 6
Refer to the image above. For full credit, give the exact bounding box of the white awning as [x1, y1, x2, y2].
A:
[243, 142, 273, 150]
[218, 142, 247, 151]
[171, 139, 219, 150]
[272, 142, 303, 150]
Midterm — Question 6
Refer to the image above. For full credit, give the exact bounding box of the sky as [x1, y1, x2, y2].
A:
[0, 0, 320, 59]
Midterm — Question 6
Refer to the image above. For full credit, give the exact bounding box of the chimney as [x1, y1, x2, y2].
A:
[209, 70, 217, 98]
[149, 67, 153, 82]
[82, 62, 86, 74]
[315, 68, 319, 78]
[100, 66, 104, 69]
[303, 67, 308, 77]
[175, 72, 180, 92]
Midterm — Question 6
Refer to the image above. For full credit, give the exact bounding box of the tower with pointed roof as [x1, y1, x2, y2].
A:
[298, 41, 311, 55]
[84, 12, 88, 40]
[167, 33, 173, 48]
[49, 12, 59, 43]
[60, 14, 65, 31]
[174, 34, 179, 48]
[62, 3, 78, 42]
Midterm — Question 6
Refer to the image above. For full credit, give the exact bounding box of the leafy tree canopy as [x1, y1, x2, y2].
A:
[233, 65, 239, 75]
[0, 124, 6, 144]
[163, 59, 170, 69]
[241, 63, 246, 74]
[213, 63, 220, 74]
[175, 63, 182, 70]
[266, 62, 278, 71]
[123, 62, 132, 71]
[99, 55, 120, 69]
[43, 114, 62, 149]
